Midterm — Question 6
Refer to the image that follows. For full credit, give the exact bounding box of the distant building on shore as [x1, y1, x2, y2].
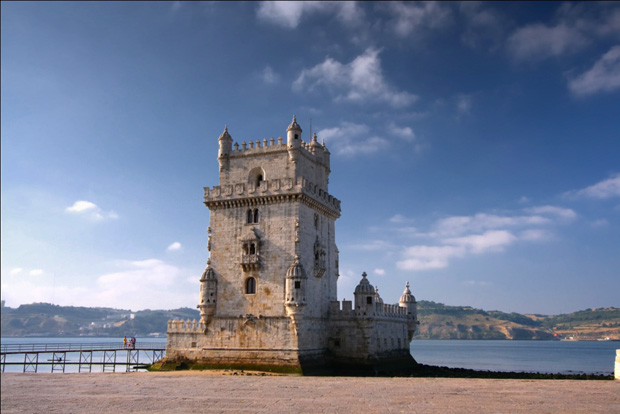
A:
[165, 117, 419, 374]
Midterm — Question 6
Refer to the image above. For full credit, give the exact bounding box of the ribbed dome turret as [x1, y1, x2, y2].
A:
[399, 281, 416, 304]
[287, 115, 302, 132]
[354, 272, 374, 295]
[200, 259, 216, 282]
[286, 256, 307, 279]
[218, 125, 232, 141]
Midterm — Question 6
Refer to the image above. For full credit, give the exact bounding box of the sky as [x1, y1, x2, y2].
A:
[2, 1, 619, 315]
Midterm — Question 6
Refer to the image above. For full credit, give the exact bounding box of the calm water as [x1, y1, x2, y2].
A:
[1, 337, 617, 375]
[411, 340, 618, 375]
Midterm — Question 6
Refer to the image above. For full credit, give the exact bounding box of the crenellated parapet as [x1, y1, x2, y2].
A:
[204, 177, 341, 217]
[167, 318, 205, 333]
[328, 300, 409, 320]
[224, 136, 330, 170]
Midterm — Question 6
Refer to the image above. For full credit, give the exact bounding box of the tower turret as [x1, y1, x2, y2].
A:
[198, 259, 218, 325]
[218, 125, 233, 172]
[285, 255, 307, 318]
[286, 115, 302, 163]
[398, 281, 418, 340]
[354, 272, 375, 316]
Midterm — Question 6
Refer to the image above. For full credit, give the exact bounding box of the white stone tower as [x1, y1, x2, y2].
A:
[165, 117, 417, 375]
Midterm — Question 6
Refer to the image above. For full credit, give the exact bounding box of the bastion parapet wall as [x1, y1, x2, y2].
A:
[203, 176, 341, 217]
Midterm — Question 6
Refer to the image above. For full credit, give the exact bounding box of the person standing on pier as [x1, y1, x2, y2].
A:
[123, 336, 127, 348]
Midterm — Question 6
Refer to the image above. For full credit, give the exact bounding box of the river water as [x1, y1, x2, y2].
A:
[2, 337, 617, 375]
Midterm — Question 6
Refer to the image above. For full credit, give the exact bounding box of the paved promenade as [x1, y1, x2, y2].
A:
[2, 371, 619, 413]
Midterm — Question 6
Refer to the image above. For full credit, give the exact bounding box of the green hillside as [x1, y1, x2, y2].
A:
[414, 301, 620, 340]
[1, 303, 199, 338]
[1, 302, 619, 340]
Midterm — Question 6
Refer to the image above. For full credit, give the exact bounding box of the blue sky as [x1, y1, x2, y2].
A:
[2, 2, 619, 314]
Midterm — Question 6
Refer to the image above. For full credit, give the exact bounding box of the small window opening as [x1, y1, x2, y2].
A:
[249, 243, 256, 255]
[314, 213, 319, 229]
[256, 174, 263, 186]
[366, 296, 373, 305]
[245, 277, 256, 294]
[247, 209, 253, 224]
[294, 134, 299, 140]
[253, 209, 259, 223]
[294, 281, 301, 289]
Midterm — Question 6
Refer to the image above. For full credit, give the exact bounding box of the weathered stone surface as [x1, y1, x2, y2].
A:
[3, 373, 619, 414]
[167, 117, 419, 373]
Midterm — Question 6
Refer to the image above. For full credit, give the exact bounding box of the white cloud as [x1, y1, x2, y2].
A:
[590, 219, 610, 228]
[10, 268, 23, 276]
[565, 173, 620, 199]
[66, 200, 118, 221]
[167, 242, 182, 252]
[256, 1, 363, 29]
[397, 245, 465, 271]
[459, 2, 505, 50]
[387, 123, 416, 142]
[389, 214, 414, 224]
[507, 23, 588, 61]
[317, 121, 389, 156]
[384, 1, 452, 38]
[293, 48, 418, 108]
[29, 269, 44, 276]
[432, 213, 549, 237]
[568, 46, 620, 96]
[519, 229, 552, 241]
[374, 268, 386, 276]
[1, 259, 196, 311]
[262, 66, 279, 84]
[395, 202, 579, 272]
[443, 230, 517, 254]
[525, 205, 577, 220]
[66, 200, 98, 213]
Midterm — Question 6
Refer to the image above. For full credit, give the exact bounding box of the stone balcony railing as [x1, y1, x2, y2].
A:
[167, 319, 205, 333]
[204, 177, 341, 213]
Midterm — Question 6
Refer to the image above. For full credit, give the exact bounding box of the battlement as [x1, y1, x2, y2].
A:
[204, 176, 341, 214]
[230, 136, 287, 156]
[168, 318, 205, 333]
[329, 300, 409, 320]
[226, 136, 329, 166]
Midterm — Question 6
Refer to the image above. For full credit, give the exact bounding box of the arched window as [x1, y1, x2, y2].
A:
[249, 243, 256, 255]
[253, 209, 259, 223]
[256, 174, 263, 187]
[247, 209, 253, 224]
[245, 277, 256, 294]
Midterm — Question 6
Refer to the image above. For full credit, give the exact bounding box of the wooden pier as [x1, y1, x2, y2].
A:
[0, 342, 166, 373]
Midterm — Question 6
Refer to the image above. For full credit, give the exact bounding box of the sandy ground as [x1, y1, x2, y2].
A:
[2, 371, 619, 414]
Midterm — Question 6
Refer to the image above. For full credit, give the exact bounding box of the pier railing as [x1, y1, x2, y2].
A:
[1, 342, 165, 354]
[1, 342, 166, 373]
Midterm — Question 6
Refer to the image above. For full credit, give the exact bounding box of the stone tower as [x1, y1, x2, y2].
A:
[166, 117, 418, 374]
